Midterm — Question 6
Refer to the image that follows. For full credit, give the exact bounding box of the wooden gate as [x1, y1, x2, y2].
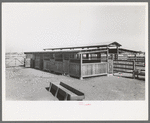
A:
[108, 60, 113, 74]
[6, 57, 25, 67]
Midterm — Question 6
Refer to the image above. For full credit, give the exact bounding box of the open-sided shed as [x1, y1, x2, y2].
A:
[24, 42, 125, 79]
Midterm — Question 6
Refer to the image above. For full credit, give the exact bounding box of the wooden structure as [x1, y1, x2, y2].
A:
[113, 48, 145, 79]
[49, 82, 85, 101]
[24, 42, 122, 79]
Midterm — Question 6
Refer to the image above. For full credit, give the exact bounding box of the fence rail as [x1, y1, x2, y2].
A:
[113, 60, 145, 78]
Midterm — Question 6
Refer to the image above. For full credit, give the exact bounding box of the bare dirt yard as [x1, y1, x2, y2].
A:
[5, 67, 145, 101]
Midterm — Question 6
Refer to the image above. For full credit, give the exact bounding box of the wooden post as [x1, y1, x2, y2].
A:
[133, 60, 135, 79]
[53, 53, 56, 73]
[116, 46, 119, 60]
[144, 57, 145, 67]
[134, 54, 137, 61]
[49, 82, 52, 92]
[68, 53, 70, 76]
[55, 87, 59, 97]
[62, 53, 65, 75]
[106, 49, 108, 62]
[112, 60, 114, 75]
[99, 53, 101, 62]
[80, 54, 83, 80]
[110, 54, 113, 60]
[107, 47, 109, 76]
[86, 54, 89, 59]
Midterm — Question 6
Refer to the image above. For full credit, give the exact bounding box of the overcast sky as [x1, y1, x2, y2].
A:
[2, 3, 147, 52]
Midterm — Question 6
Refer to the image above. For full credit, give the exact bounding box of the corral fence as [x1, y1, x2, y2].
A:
[127, 56, 145, 62]
[113, 60, 145, 78]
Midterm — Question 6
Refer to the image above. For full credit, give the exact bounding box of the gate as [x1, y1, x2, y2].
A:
[6, 57, 25, 67]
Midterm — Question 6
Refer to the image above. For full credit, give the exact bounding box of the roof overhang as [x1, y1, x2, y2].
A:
[43, 41, 122, 51]
[108, 42, 122, 47]
[119, 48, 143, 54]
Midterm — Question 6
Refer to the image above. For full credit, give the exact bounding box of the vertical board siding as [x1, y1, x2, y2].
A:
[95, 63, 107, 74]
[55, 61, 63, 74]
[63, 60, 69, 74]
[82, 63, 107, 77]
[35, 59, 40, 69]
[43, 60, 50, 71]
[49, 59, 55, 72]
[69, 63, 80, 77]
[82, 64, 92, 75]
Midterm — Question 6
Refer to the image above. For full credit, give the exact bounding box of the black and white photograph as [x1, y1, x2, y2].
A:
[2, 2, 148, 121]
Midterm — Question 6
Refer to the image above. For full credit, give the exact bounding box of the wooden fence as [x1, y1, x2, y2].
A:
[127, 56, 145, 62]
[81, 62, 108, 78]
[113, 60, 145, 78]
[6, 57, 25, 67]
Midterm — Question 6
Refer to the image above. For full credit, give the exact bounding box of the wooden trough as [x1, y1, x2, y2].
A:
[49, 82, 85, 101]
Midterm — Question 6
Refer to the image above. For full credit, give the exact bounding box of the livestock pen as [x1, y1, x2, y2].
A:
[24, 42, 122, 79]
[24, 41, 145, 79]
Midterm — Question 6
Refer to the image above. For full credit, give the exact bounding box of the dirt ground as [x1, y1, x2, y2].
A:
[5, 67, 145, 101]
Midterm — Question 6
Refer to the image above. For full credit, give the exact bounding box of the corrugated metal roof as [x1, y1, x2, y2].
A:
[119, 48, 142, 54]
[43, 41, 122, 51]
[24, 48, 107, 54]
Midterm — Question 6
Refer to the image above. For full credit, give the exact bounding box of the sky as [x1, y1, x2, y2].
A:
[2, 3, 147, 52]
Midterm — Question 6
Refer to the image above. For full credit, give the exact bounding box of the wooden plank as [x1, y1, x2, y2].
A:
[114, 60, 134, 62]
[60, 82, 84, 96]
[113, 70, 133, 73]
[82, 73, 107, 77]
[113, 67, 133, 70]
[113, 63, 134, 66]
[82, 62, 107, 65]
[135, 64, 145, 67]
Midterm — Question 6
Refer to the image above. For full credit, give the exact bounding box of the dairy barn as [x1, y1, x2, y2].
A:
[24, 42, 145, 80]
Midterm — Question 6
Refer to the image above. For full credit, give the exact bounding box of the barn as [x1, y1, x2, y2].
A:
[24, 41, 144, 79]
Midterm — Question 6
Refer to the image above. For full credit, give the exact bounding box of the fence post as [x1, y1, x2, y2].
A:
[133, 60, 135, 79]
[80, 54, 83, 80]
